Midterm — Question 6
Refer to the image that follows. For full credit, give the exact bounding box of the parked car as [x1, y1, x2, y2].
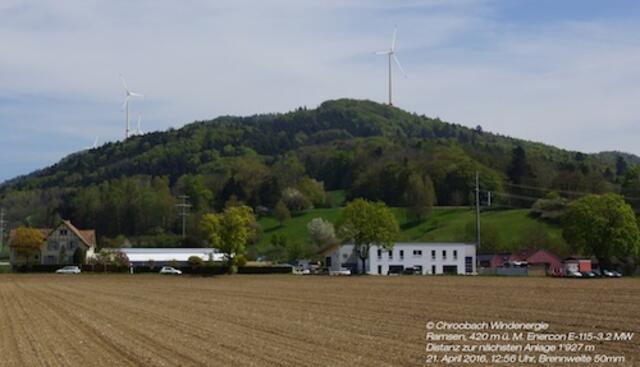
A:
[602, 269, 616, 277]
[591, 269, 602, 277]
[55, 266, 81, 274]
[159, 266, 182, 275]
[293, 267, 311, 275]
[611, 270, 623, 278]
[581, 271, 597, 278]
[566, 270, 583, 278]
[329, 268, 351, 276]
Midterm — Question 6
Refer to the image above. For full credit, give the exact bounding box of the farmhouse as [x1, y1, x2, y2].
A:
[321, 242, 476, 275]
[103, 248, 225, 267]
[478, 249, 563, 276]
[9, 220, 96, 265]
[563, 257, 592, 273]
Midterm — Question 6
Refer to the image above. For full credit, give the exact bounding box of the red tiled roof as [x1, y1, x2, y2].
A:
[8, 221, 95, 248]
[61, 220, 96, 248]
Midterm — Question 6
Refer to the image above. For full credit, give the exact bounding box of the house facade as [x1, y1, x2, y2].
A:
[10, 220, 96, 266]
[321, 242, 476, 275]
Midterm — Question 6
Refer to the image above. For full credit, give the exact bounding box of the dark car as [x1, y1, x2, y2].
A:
[402, 268, 415, 275]
[581, 271, 596, 278]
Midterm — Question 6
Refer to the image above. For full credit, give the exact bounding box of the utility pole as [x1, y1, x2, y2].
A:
[475, 172, 481, 251]
[487, 191, 492, 207]
[176, 195, 192, 238]
[0, 208, 5, 251]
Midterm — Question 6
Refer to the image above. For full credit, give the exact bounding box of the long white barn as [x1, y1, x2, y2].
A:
[321, 242, 476, 275]
[104, 248, 225, 266]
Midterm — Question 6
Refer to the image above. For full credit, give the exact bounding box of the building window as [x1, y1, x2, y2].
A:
[453, 250, 458, 260]
[69, 241, 76, 251]
[378, 265, 382, 274]
[399, 250, 404, 259]
[413, 250, 422, 257]
[45, 256, 56, 264]
[431, 250, 436, 260]
[415, 265, 423, 274]
[465, 257, 473, 273]
[47, 241, 59, 251]
[432, 265, 436, 274]
[442, 250, 447, 260]
[59, 229, 68, 236]
[377, 249, 382, 259]
[388, 250, 393, 259]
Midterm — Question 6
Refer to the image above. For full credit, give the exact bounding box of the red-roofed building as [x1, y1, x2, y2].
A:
[9, 220, 96, 266]
[509, 249, 563, 275]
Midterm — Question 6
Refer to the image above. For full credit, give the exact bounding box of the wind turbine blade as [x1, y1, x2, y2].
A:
[129, 92, 144, 98]
[120, 74, 129, 91]
[393, 54, 407, 77]
[375, 50, 390, 55]
[122, 97, 129, 110]
[391, 26, 398, 51]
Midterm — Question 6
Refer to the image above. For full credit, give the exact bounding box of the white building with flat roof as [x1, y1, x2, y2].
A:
[104, 248, 225, 266]
[321, 242, 476, 275]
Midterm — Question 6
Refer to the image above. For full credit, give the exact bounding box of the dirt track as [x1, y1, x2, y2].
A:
[0, 274, 637, 366]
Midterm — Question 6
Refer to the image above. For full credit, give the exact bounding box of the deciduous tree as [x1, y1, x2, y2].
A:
[337, 199, 399, 273]
[200, 205, 256, 272]
[9, 227, 44, 265]
[563, 194, 640, 268]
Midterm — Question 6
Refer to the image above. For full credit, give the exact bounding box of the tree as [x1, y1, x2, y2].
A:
[188, 255, 203, 270]
[9, 227, 44, 266]
[307, 218, 336, 248]
[337, 199, 399, 273]
[274, 200, 291, 226]
[403, 173, 436, 222]
[507, 146, 532, 184]
[200, 205, 256, 272]
[73, 247, 86, 265]
[58, 245, 67, 264]
[281, 188, 312, 213]
[297, 177, 329, 208]
[616, 156, 628, 177]
[563, 194, 640, 268]
[530, 192, 569, 224]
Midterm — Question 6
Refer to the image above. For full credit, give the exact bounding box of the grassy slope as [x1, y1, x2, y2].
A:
[256, 206, 566, 254]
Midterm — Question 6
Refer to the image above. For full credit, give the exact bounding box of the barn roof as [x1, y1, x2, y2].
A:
[103, 248, 225, 262]
[8, 220, 96, 248]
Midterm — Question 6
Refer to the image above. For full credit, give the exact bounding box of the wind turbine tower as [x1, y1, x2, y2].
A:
[376, 26, 406, 106]
[120, 75, 144, 139]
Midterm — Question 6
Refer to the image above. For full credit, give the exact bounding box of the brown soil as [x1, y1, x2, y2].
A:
[0, 274, 637, 366]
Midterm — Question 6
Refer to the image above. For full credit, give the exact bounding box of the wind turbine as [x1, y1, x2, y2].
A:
[135, 113, 143, 135]
[120, 74, 144, 139]
[83, 137, 99, 151]
[376, 26, 406, 106]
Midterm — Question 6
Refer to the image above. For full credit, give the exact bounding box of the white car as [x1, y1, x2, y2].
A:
[329, 268, 351, 276]
[294, 268, 311, 275]
[55, 266, 81, 274]
[566, 270, 583, 278]
[159, 266, 182, 275]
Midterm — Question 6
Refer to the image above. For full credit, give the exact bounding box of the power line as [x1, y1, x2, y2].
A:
[502, 182, 640, 202]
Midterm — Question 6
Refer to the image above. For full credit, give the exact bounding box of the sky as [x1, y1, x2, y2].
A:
[1, 0, 640, 182]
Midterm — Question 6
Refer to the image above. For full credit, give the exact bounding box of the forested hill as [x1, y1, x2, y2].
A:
[2, 98, 632, 192]
[0, 99, 637, 238]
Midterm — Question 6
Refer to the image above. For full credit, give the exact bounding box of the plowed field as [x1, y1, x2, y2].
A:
[0, 274, 637, 366]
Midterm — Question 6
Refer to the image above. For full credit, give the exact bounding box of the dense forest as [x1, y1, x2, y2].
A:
[1, 99, 638, 252]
